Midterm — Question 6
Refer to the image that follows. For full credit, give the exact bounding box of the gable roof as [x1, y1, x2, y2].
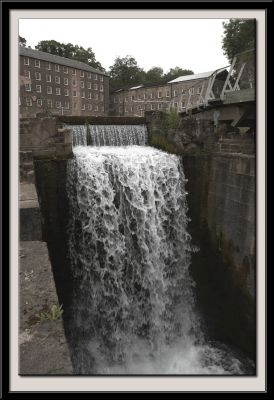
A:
[19, 46, 109, 76]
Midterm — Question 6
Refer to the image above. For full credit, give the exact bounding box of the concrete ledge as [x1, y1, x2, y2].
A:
[19, 241, 73, 375]
[20, 183, 42, 241]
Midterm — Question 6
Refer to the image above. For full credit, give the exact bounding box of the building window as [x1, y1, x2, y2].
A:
[81, 104, 86, 110]
[94, 105, 98, 111]
[88, 92, 92, 99]
[125, 107, 128, 113]
[113, 98, 117, 103]
[100, 93, 104, 101]
[125, 97, 128, 102]
[101, 105, 104, 111]
[73, 103, 77, 110]
[73, 90, 77, 97]
[47, 86, 52, 94]
[47, 99, 52, 108]
[63, 67, 68, 74]
[72, 69, 76, 75]
[35, 60, 40, 68]
[100, 76, 104, 82]
[36, 98, 42, 107]
[81, 91, 85, 98]
[88, 104, 92, 110]
[151, 104, 155, 110]
[166, 91, 170, 97]
[94, 93, 98, 100]
[131, 96, 134, 101]
[100, 85, 104, 92]
[189, 87, 194, 95]
[26, 98, 32, 106]
[150, 93, 153, 99]
[94, 84, 98, 90]
[130, 106, 133, 112]
[119, 98, 123, 104]
[46, 62, 51, 70]
[80, 81, 84, 88]
[64, 78, 68, 85]
[25, 83, 31, 92]
[24, 57, 29, 65]
[158, 92, 162, 98]
[35, 72, 41, 80]
[64, 89, 69, 96]
[24, 70, 30, 78]
[64, 101, 70, 109]
[174, 102, 178, 108]
[55, 101, 61, 109]
[36, 85, 42, 93]
[55, 76, 60, 84]
[87, 82, 91, 89]
[55, 64, 60, 72]
[72, 79, 77, 86]
[144, 93, 147, 99]
[197, 87, 201, 94]
[158, 103, 162, 110]
[46, 74, 52, 82]
[173, 90, 177, 97]
[56, 88, 61, 95]
[94, 74, 98, 80]
[87, 72, 91, 79]
[80, 71, 84, 77]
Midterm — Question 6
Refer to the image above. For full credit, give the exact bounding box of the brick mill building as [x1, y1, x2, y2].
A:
[109, 69, 228, 117]
[19, 46, 109, 117]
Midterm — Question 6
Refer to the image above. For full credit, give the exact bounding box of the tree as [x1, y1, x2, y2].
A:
[145, 67, 164, 84]
[35, 40, 105, 71]
[109, 55, 144, 89]
[222, 19, 255, 62]
[19, 36, 26, 47]
[164, 67, 194, 82]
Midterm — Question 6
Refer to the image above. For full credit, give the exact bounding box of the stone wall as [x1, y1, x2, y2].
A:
[183, 153, 255, 358]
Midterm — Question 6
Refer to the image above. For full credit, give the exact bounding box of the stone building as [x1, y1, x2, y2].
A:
[110, 69, 228, 117]
[19, 47, 109, 117]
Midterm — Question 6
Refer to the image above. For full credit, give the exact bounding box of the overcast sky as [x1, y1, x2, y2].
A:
[19, 18, 230, 74]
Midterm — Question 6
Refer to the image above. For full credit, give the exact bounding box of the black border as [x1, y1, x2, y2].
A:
[3, 0, 270, 396]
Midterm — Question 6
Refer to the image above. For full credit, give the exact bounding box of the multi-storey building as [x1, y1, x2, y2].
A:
[19, 46, 109, 117]
[110, 69, 228, 117]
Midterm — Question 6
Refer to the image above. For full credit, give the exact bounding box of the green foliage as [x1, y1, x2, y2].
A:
[145, 67, 164, 84]
[222, 19, 255, 62]
[149, 133, 179, 155]
[109, 55, 145, 90]
[35, 40, 105, 71]
[19, 36, 27, 47]
[166, 108, 179, 130]
[36, 304, 63, 322]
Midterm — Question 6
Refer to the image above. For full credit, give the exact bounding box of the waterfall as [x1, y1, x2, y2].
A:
[66, 125, 87, 147]
[66, 126, 254, 375]
[88, 125, 148, 146]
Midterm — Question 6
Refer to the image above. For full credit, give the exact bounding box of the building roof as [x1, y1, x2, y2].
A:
[168, 68, 228, 84]
[19, 46, 108, 76]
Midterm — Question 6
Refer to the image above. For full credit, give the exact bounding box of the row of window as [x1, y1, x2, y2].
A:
[20, 97, 104, 111]
[114, 87, 202, 103]
[23, 73, 104, 90]
[23, 57, 104, 80]
[119, 102, 185, 113]
[24, 84, 104, 100]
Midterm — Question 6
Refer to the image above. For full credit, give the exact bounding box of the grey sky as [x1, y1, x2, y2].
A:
[19, 18, 230, 74]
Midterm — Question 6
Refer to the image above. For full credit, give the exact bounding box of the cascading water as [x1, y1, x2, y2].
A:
[65, 125, 254, 375]
[88, 124, 147, 146]
[66, 124, 87, 147]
